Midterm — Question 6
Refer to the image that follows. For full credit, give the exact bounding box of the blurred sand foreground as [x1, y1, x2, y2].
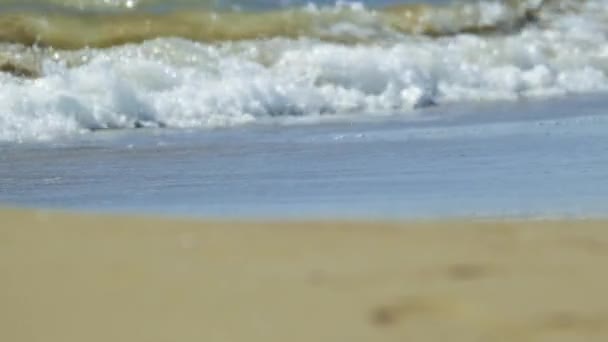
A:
[2, 208, 608, 341]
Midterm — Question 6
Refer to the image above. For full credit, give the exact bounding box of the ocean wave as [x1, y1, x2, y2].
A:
[0, 0, 607, 142]
[0, 0, 553, 49]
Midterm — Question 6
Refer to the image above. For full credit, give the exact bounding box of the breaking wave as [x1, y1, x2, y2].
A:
[1, 0, 607, 141]
[0, 0, 549, 48]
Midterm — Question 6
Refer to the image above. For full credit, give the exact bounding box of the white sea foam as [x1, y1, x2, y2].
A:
[1, 0, 607, 142]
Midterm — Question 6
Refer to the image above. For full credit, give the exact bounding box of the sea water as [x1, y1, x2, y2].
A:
[1, 0, 608, 218]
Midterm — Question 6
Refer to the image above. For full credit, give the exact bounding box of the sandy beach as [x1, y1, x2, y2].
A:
[2, 208, 608, 341]
[2, 0, 608, 341]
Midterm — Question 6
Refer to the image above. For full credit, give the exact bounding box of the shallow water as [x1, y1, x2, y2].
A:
[2, 94, 608, 219]
[1, 0, 608, 218]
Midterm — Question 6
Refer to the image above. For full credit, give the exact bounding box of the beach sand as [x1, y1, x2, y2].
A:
[2, 208, 608, 341]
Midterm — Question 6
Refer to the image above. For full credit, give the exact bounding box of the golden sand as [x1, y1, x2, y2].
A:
[1, 208, 608, 341]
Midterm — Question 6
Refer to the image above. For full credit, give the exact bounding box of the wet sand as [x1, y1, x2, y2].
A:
[2, 208, 608, 341]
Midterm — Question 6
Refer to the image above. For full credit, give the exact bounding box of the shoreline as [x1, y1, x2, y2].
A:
[2, 208, 608, 341]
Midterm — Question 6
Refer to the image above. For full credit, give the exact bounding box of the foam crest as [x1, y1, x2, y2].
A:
[0, 0, 607, 142]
